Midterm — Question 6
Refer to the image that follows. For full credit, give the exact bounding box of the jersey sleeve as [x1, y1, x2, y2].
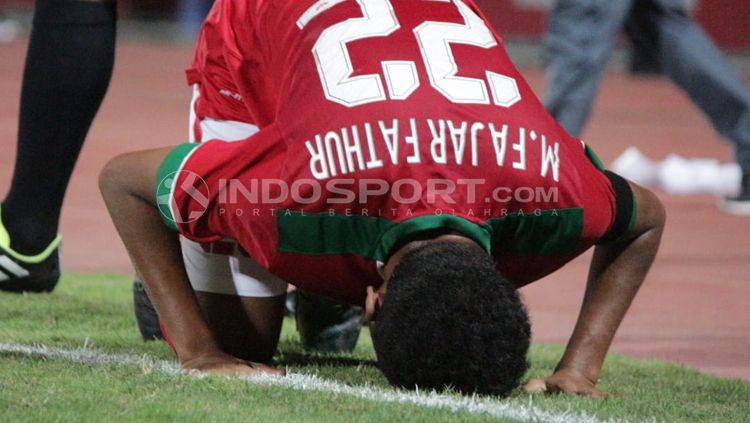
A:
[491, 141, 634, 287]
[598, 171, 636, 243]
[186, 0, 255, 127]
[577, 142, 636, 244]
[155, 143, 218, 241]
[155, 124, 286, 245]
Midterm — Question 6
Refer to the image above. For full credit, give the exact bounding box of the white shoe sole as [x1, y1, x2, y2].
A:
[718, 198, 750, 216]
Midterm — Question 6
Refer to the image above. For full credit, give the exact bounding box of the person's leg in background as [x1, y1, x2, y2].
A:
[0, 0, 117, 291]
[544, 0, 634, 136]
[177, 0, 213, 38]
[647, 0, 750, 212]
[624, 1, 662, 76]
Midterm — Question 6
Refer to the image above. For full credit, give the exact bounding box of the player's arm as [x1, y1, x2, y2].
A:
[99, 147, 282, 376]
[525, 181, 665, 397]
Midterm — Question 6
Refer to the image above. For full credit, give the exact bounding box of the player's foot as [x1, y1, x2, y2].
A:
[719, 173, 750, 216]
[133, 276, 164, 341]
[295, 289, 363, 353]
[0, 211, 61, 293]
[285, 288, 297, 316]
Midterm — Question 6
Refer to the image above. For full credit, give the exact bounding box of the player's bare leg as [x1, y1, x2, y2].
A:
[194, 292, 285, 362]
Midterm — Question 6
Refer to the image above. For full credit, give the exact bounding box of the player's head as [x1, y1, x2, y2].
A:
[369, 240, 530, 397]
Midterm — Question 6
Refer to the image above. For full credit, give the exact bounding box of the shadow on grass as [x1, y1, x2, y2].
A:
[275, 340, 377, 369]
[275, 350, 378, 368]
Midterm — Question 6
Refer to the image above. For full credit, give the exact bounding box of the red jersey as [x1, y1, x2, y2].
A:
[158, 0, 627, 305]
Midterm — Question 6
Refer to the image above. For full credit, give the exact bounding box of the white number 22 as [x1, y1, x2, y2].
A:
[301, 0, 521, 108]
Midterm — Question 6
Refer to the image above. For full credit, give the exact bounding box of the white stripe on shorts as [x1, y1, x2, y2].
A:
[184, 84, 273, 297]
[181, 238, 288, 298]
[189, 84, 259, 143]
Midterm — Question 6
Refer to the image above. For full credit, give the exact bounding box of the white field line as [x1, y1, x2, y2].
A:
[0, 342, 636, 423]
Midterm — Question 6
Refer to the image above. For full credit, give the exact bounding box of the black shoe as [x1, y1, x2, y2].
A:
[0, 216, 61, 293]
[285, 289, 297, 316]
[719, 173, 750, 216]
[295, 289, 363, 353]
[133, 276, 164, 341]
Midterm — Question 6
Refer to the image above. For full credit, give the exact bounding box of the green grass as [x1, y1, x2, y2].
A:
[1, 274, 748, 422]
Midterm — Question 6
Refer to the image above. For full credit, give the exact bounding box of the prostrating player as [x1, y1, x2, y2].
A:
[131, 4, 365, 351]
[100, 0, 665, 396]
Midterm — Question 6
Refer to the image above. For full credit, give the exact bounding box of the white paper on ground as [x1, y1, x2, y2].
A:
[611, 147, 741, 196]
[0, 19, 20, 44]
[611, 146, 660, 187]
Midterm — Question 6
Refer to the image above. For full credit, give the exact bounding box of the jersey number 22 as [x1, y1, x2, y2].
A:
[302, 0, 522, 108]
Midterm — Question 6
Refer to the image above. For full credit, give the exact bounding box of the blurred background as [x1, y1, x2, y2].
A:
[1, 0, 213, 41]
[2, 0, 749, 54]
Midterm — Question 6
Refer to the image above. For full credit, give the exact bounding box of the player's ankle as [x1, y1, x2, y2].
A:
[0, 204, 59, 257]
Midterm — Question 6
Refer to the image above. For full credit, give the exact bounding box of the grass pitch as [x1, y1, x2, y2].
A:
[0, 274, 748, 422]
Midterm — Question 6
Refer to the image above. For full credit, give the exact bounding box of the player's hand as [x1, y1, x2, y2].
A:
[182, 350, 285, 378]
[523, 368, 609, 398]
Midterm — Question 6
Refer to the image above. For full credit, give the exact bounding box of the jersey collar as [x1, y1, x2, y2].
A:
[373, 214, 492, 263]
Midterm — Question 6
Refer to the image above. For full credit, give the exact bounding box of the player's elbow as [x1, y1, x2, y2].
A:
[629, 186, 666, 261]
[99, 154, 132, 206]
[642, 187, 667, 235]
[629, 183, 666, 236]
[653, 196, 666, 232]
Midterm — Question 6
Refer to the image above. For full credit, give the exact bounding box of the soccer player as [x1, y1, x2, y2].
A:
[100, 0, 665, 397]
[135, 5, 365, 352]
[0, 0, 356, 351]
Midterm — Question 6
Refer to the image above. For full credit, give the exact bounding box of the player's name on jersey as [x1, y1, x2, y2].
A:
[305, 118, 561, 182]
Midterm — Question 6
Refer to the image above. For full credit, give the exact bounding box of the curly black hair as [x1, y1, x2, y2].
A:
[371, 241, 530, 397]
